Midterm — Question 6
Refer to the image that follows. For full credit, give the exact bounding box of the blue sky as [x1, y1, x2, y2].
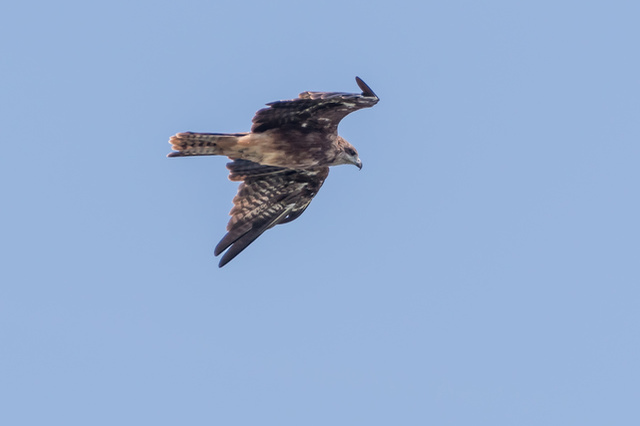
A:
[2, 1, 639, 424]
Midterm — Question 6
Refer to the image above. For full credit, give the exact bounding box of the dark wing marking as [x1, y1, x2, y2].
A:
[214, 160, 329, 267]
[251, 76, 379, 133]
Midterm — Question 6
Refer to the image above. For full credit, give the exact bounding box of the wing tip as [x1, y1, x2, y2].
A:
[217, 253, 233, 268]
[214, 235, 232, 257]
[217, 256, 229, 268]
[214, 234, 250, 268]
[215, 243, 233, 268]
[355, 76, 378, 99]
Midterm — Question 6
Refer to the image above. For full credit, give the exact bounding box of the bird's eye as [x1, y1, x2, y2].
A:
[345, 148, 356, 156]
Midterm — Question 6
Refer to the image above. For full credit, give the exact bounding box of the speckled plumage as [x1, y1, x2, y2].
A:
[168, 77, 379, 267]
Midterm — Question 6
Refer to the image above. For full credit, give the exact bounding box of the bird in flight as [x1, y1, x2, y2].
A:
[168, 77, 379, 267]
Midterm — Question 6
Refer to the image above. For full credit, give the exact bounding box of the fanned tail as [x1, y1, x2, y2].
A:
[167, 132, 248, 157]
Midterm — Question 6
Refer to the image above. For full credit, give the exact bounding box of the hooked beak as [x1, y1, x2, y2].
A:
[355, 158, 362, 170]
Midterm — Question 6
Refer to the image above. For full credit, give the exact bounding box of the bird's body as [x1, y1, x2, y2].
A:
[169, 130, 351, 169]
[168, 77, 379, 267]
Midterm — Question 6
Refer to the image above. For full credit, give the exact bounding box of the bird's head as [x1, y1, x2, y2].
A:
[335, 136, 362, 170]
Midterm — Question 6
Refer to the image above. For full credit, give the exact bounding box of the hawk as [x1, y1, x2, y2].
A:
[168, 77, 379, 267]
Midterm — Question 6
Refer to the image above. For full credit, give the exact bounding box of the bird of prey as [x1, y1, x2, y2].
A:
[168, 76, 379, 267]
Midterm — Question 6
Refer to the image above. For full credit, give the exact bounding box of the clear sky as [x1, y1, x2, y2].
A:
[2, 1, 639, 425]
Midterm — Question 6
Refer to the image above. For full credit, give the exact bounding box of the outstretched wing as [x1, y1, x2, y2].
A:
[251, 76, 379, 134]
[214, 159, 329, 267]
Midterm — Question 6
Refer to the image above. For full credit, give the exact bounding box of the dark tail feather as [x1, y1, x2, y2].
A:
[167, 132, 247, 157]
